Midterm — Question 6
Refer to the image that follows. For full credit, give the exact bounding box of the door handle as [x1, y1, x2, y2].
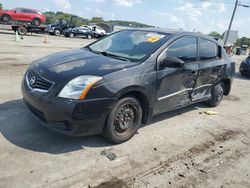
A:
[190, 71, 196, 74]
[187, 70, 196, 74]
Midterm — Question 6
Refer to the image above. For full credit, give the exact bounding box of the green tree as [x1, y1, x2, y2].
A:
[208, 31, 222, 39]
[0, 3, 3, 9]
[91, 17, 104, 23]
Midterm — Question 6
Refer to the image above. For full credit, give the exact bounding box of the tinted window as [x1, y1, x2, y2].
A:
[167, 37, 197, 63]
[62, 20, 67, 25]
[15, 8, 23, 12]
[200, 39, 218, 60]
[23, 9, 36, 13]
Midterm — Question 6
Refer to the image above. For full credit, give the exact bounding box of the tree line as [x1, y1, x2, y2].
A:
[44, 11, 152, 28]
[209, 31, 250, 47]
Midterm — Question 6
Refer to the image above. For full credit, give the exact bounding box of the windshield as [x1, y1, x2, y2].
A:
[55, 20, 60, 25]
[87, 30, 169, 62]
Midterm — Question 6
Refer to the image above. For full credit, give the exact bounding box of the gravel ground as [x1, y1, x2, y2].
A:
[0, 30, 250, 188]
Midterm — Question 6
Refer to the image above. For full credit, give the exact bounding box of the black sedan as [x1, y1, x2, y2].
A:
[22, 29, 235, 143]
[240, 56, 250, 76]
[64, 27, 93, 39]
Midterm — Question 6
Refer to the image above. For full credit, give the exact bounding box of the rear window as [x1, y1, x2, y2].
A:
[23, 9, 36, 14]
[200, 39, 219, 61]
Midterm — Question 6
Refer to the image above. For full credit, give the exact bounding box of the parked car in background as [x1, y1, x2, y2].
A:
[0, 7, 46, 26]
[22, 29, 235, 144]
[240, 55, 250, 76]
[64, 27, 93, 39]
[46, 16, 77, 36]
[81, 25, 106, 38]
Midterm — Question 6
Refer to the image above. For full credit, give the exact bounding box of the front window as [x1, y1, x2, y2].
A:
[87, 30, 170, 62]
[166, 37, 197, 63]
[15, 8, 22, 12]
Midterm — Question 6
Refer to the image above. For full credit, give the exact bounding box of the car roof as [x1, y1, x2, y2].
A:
[125, 27, 219, 44]
[16, 7, 39, 12]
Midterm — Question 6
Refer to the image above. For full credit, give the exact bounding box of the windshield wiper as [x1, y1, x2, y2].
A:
[85, 46, 92, 52]
[85, 47, 104, 55]
[86, 48, 130, 62]
[100, 51, 130, 62]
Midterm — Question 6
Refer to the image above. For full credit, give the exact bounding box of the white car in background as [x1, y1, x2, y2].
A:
[81, 25, 106, 37]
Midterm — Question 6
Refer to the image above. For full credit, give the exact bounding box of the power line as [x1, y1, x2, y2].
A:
[199, 0, 250, 6]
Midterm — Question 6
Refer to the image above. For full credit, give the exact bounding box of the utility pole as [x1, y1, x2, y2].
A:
[224, 0, 238, 46]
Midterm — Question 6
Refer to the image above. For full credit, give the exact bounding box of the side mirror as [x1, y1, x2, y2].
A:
[14, 10, 17, 13]
[160, 56, 184, 68]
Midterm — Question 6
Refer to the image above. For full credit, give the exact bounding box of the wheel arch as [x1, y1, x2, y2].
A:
[2, 14, 11, 20]
[115, 86, 152, 124]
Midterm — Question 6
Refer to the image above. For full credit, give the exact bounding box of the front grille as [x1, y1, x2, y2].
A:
[26, 69, 54, 92]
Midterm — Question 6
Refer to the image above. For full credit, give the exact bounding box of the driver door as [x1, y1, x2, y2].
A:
[12, 8, 25, 21]
[154, 36, 199, 114]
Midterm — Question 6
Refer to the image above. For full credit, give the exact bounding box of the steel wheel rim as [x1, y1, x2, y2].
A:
[114, 103, 138, 135]
[55, 30, 60, 36]
[3, 16, 9, 22]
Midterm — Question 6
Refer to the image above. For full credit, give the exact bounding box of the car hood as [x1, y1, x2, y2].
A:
[30, 48, 137, 83]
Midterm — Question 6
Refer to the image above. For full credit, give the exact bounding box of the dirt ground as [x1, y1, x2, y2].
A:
[0, 30, 250, 188]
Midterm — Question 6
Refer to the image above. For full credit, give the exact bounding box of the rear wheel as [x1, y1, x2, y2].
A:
[69, 33, 74, 38]
[33, 18, 41, 26]
[208, 82, 224, 107]
[104, 96, 142, 144]
[2, 14, 11, 23]
[87, 34, 92, 39]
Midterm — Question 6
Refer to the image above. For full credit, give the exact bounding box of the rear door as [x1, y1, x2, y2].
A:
[22, 9, 36, 21]
[191, 38, 224, 101]
[154, 36, 199, 114]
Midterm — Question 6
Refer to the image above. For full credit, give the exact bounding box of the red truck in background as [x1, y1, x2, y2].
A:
[0, 7, 46, 26]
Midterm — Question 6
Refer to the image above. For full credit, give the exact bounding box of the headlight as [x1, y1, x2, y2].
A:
[58, 76, 102, 100]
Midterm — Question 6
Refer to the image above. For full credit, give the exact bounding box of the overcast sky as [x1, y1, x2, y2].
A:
[1, 0, 249, 37]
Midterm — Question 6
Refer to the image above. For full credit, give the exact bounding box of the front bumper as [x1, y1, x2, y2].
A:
[22, 80, 117, 136]
[240, 63, 250, 76]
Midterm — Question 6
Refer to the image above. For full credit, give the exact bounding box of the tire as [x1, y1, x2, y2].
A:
[2, 14, 11, 23]
[208, 82, 224, 107]
[17, 26, 28, 35]
[33, 18, 41, 26]
[104, 96, 142, 144]
[87, 34, 92, 39]
[69, 33, 74, 38]
[54, 29, 61, 36]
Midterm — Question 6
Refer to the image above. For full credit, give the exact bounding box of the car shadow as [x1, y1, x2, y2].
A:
[0, 31, 43, 37]
[0, 99, 112, 154]
[0, 99, 210, 154]
[234, 72, 250, 80]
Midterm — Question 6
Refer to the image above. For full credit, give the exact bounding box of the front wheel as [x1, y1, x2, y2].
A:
[54, 29, 61, 36]
[208, 82, 224, 107]
[104, 96, 142, 144]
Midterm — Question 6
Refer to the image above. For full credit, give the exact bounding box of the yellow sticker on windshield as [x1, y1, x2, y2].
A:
[147, 36, 160, 43]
